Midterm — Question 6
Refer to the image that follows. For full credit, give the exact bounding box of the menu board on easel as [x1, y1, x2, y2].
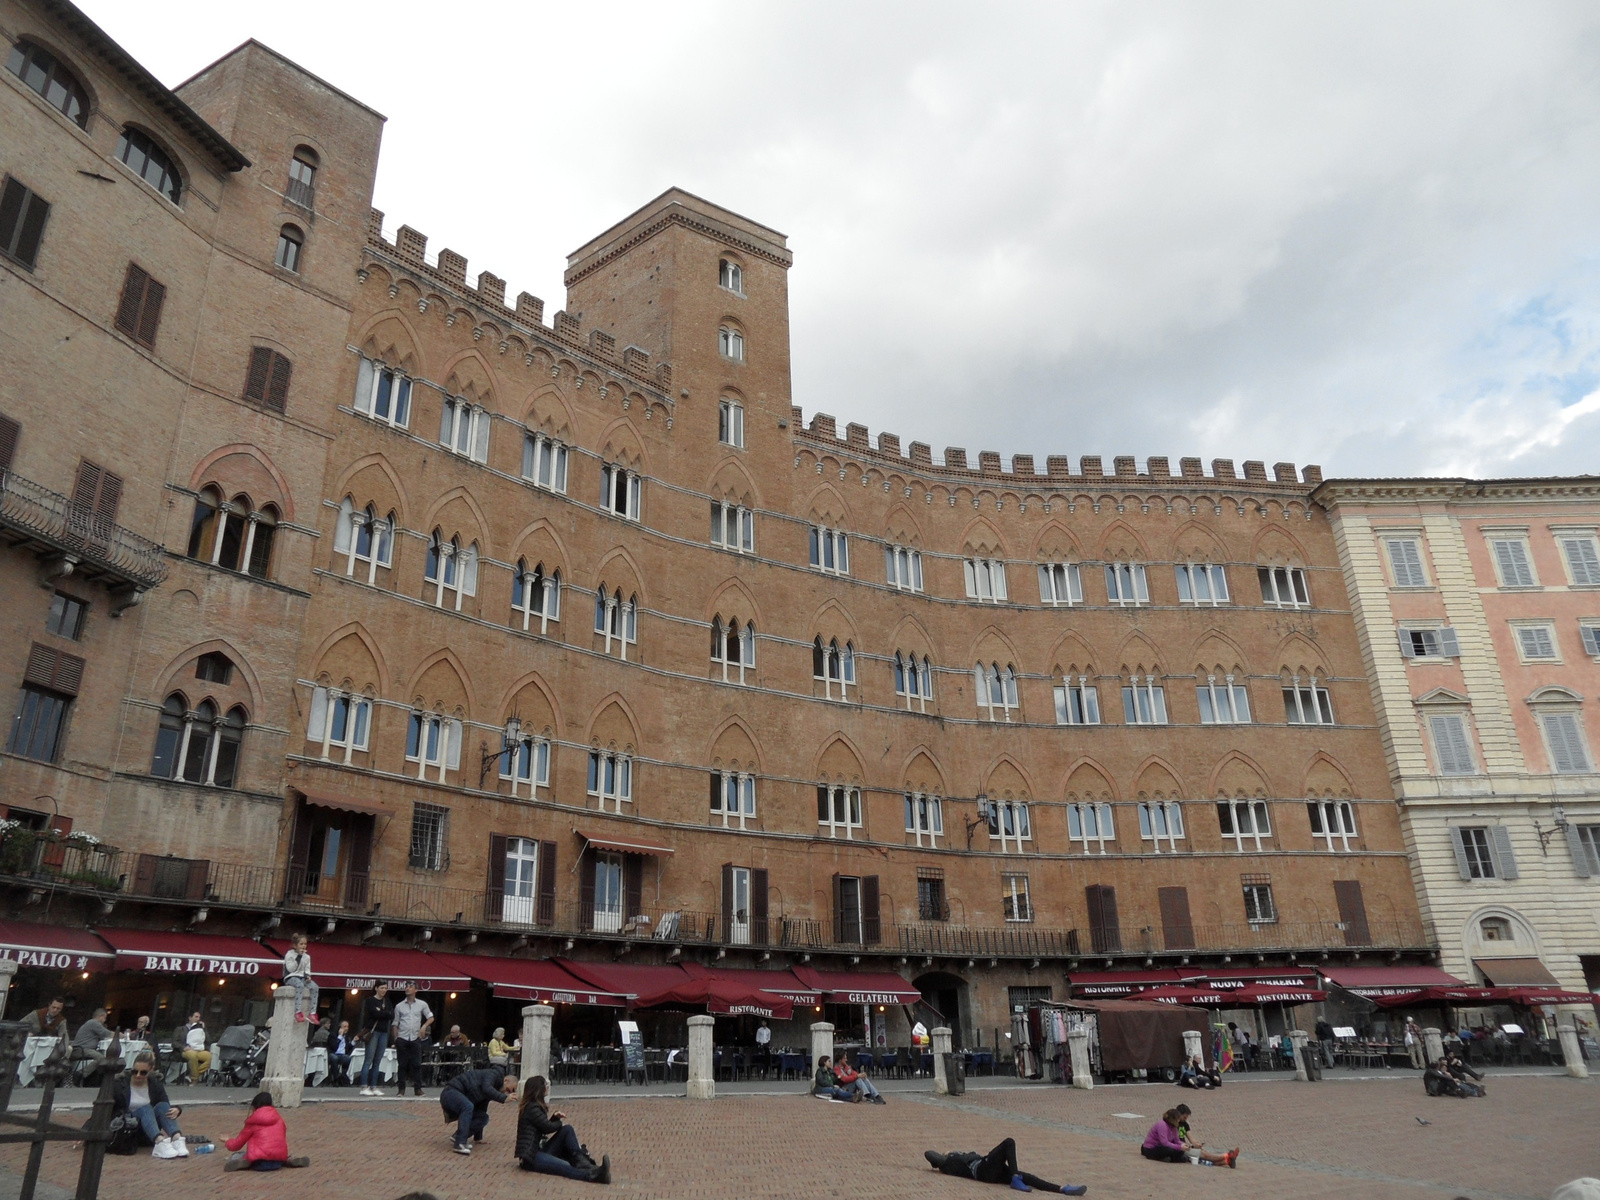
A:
[618, 1020, 644, 1075]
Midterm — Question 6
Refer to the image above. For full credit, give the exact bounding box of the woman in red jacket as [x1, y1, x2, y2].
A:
[224, 1093, 310, 1172]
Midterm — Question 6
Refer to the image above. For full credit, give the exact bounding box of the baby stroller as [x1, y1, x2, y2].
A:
[215, 1023, 264, 1088]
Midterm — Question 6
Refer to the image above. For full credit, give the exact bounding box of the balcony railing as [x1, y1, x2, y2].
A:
[285, 178, 315, 210]
[0, 842, 1437, 959]
[0, 469, 168, 592]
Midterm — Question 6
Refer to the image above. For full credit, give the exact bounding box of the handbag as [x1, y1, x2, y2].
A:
[106, 1114, 139, 1156]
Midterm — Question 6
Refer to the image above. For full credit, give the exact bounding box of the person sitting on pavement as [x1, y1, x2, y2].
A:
[224, 1091, 309, 1171]
[515, 1075, 611, 1184]
[1444, 1052, 1486, 1097]
[1423, 1063, 1464, 1097]
[1173, 1104, 1238, 1167]
[71, 1006, 114, 1080]
[327, 1020, 356, 1086]
[1143, 1109, 1237, 1167]
[23, 997, 67, 1038]
[812, 1055, 861, 1102]
[488, 1028, 512, 1066]
[833, 1051, 885, 1104]
[924, 1139, 1088, 1194]
[1177, 1056, 1213, 1089]
[439, 1064, 516, 1155]
[111, 1051, 187, 1159]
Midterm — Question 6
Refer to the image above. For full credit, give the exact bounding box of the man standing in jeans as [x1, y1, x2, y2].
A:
[390, 984, 434, 1097]
[356, 984, 391, 1097]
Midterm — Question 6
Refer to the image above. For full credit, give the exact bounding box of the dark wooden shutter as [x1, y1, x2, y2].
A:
[24, 644, 84, 696]
[243, 347, 273, 403]
[344, 815, 372, 909]
[721, 864, 735, 943]
[579, 852, 596, 930]
[817, 786, 829, 822]
[1334, 880, 1371, 946]
[0, 411, 18, 473]
[862, 874, 881, 944]
[135, 277, 165, 347]
[114, 263, 149, 337]
[536, 840, 557, 924]
[832, 873, 844, 943]
[624, 854, 642, 922]
[751, 868, 769, 946]
[94, 471, 122, 523]
[265, 353, 292, 413]
[133, 853, 158, 896]
[184, 858, 211, 901]
[71, 460, 101, 511]
[1158, 887, 1195, 951]
[71, 460, 122, 524]
[485, 833, 508, 922]
[1086, 884, 1121, 953]
[285, 800, 314, 898]
[41, 814, 72, 870]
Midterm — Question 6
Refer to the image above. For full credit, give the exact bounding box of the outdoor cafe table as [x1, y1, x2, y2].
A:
[16, 1037, 149, 1085]
[347, 1045, 397, 1082]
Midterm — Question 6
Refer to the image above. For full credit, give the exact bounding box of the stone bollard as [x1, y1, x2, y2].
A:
[1558, 1021, 1589, 1080]
[1287, 1029, 1310, 1082]
[1066, 1029, 1093, 1089]
[931, 1026, 952, 1094]
[687, 1015, 715, 1100]
[1423, 1027, 1445, 1066]
[1182, 1029, 1203, 1065]
[0, 961, 15, 1021]
[521, 1004, 553, 1085]
[262, 987, 309, 1109]
[810, 1021, 835, 1084]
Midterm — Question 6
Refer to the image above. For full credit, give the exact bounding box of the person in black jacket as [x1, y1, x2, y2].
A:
[439, 1065, 516, 1154]
[355, 984, 390, 1096]
[516, 1076, 610, 1183]
[111, 1052, 186, 1156]
[327, 1020, 356, 1086]
[1444, 1052, 1486, 1097]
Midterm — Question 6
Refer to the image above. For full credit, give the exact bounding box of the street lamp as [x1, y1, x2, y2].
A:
[479, 716, 523, 786]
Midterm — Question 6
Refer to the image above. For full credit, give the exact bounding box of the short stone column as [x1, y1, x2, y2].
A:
[810, 1021, 835, 1082]
[1066, 1029, 1093, 1089]
[1182, 1029, 1203, 1065]
[521, 1004, 553, 1084]
[0, 961, 16, 1021]
[262, 987, 309, 1109]
[1558, 1021, 1590, 1080]
[1287, 1028, 1310, 1082]
[1423, 1027, 1445, 1066]
[686, 1014, 715, 1100]
[931, 1026, 953, 1094]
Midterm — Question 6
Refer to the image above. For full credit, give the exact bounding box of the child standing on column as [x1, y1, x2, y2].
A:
[282, 933, 320, 1026]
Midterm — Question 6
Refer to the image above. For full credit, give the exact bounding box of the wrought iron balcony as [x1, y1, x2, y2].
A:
[0, 469, 168, 596]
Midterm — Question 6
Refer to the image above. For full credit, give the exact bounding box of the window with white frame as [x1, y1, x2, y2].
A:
[1258, 566, 1310, 607]
[813, 637, 856, 700]
[425, 531, 478, 610]
[809, 526, 849, 574]
[1515, 623, 1558, 662]
[965, 558, 1008, 602]
[710, 500, 753, 552]
[1308, 800, 1357, 851]
[600, 463, 642, 520]
[587, 750, 633, 811]
[718, 398, 744, 448]
[1283, 679, 1335, 724]
[1241, 875, 1276, 923]
[1541, 710, 1594, 774]
[904, 792, 943, 847]
[408, 802, 449, 870]
[593, 585, 638, 658]
[985, 799, 1032, 852]
[710, 770, 756, 829]
[885, 544, 923, 591]
[1197, 674, 1251, 724]
[352, 357, 412, 428]
[522, 432, 568, 493]
[501, 836, 540, 923]
[500, 734, 551, 797]
[817, 784, 862, 838]
[1384, 538, 1428, 588]
[1054, 677, 1101, 725]
[1176, 563, 1229, 605]
[1581, 624, 1600, 658]
[1453, 825, 1497, 878]
[894, 651, 934, 712]
[1489, 536, 1538, 587]
[1574, 824, 1600, 875]
[1067, 802, 1114, 853]
[512, 560, 561, 633]
[1428, 713, 1477, 775]
[1105, 562, 1149, 606]
[718, 325, 744, 361]
[1001, 874, 1032, 922]
[976, 662, 1020, 721]
[1400, 626, 1460, 660]
[439, 396, 489, 462]
[718, 258, 743, 293]
[305, 685, 371, 762]
[710, 616, 755, 684]
[333, 498, 394, 582]
[1122, 676, 1168, 725]
[1217, 800, 1271, 851]
[405, 712, 461, 781]
[1559, 533, 1600, 585]
[1038, 562, 1082, 606]
[151, 696, 246, 787]
[1138, 801, 1184, 851]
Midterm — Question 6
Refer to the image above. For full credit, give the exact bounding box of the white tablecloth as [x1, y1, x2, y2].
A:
[17, 1036, 59, 1086]
[348, 1046, 396, 1082]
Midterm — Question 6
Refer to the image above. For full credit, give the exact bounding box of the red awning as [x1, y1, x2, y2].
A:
[633, 975, 794, 1020]
[1503, 987, 1600, 1006]
[575, 830, 674, 857]
[556, 960, 690, 999]
[679, 962, 819, 1003]
[1374, 984, 1598, 1009]
[1177, 967, 1319, 990]
[1133, 986, 1231, 1005]
[294, 790, 387, 817]
[433, 955, 627, 1006]
[789, 966, 921, 1005]
[1066, 968, 1185, 997]
[1135, 983, 1327, 1006]
[0, 922, 115, 972]
[1474, 957, 1561, 987]
[98, 930, 280, 977]
[266, 940, 468, 992]
[1321, 965, 1466, 997]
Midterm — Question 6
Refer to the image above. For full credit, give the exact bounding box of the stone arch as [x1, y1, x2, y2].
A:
[332, 454, 410, 528]
[187, 445, 296, 521]
[355, 310, 423, 371]
[803, 482, 853, 527]
[498, 673, 561, 742]
[520, 386, 576, 438]
[1208, 751, 1272, 799]
[1189, 628, 1252, 675]
[1274, 632, 1328, 678]
[1115, 631, 1162, 673]
[704, 577, 762, 626]
[982, 755, 1034, 799]
[707, 456, 761, 507]
[709, 716, 763, 773]
[808, 598, 860, 643]
[1170, 519, 1229, 563]
[439, 348, 499, 409]
[814, 733, 867, 784]
[1252, 525, 1310, 566]
[1047, 632, 1097, 677]
[1097, 519, 1149, 560]
[1030, 520, 1085, 561]
[597, 415, 650, 473]
[1462, 905, 1543, 966]
[587, 693, 641, 752]
[889, 614, 937, 657]
[901, 747, 947, 795]
[959, 516, 1008, 557]
[593, 546, 647, 606]
[422, 487, 493, 559]
[1303, 752, 1355, 798]
[405, 648, 474, 718]
[509, 518, 568, 572]
[968, 624, 1021, 668]
[1064, 758, 1118, 801]
[152, 638, 264, 714]
[882, 503, 923, 546]
[307, 622, 390, 695]
[1131, 756, 1186, 800]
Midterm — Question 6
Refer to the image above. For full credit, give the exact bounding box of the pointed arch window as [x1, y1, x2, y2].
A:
[425, 530, 477, 610]
[512, 560, 561, 633]
[1067, 803, 1115, 853]
[440, 397, 490, 462]
[711, 770, 757, 829]
[601, 463, 641, 520]
[1217, 799, 1271, 851]
[1138, 801, 1185, 851]
[522, 432, 568, 492]
[186, 487, 277, 578]
[975, 662, 1019, 721]
[984, 799, 1032, 852]
[1121, 674, 1168, 725]
[406, 712, 462, 781]
[814, 637, 856, 701]
[885, 544, 923, 592]
[718, 325, 744, 361]
[500, 733, 551, 797]
[1105, 562, 1149, 606]
[334, 498, 395, 582]
[810, 526, 850, 575]
[1283, 676, 1335, 724]
[1176, 563, 1229, 605]
[893, 651, 934, 712]
[588, 750, 633, 812]
[1039, 562, 1082, 606]
[152, 694, 245, 787]
[1054, 676, 1100, 725]
[711, 500, 753, 552]
[904, 792, 943, 847]
[353, 357, 412, 428]
[964, 558, 1008, 602]
[1198, 674, 1251, 724]
[306, 685, 372, 762]
[817, 784, 862, 838]
[710, 616, 755, 684]
[593, 583, 638, 658]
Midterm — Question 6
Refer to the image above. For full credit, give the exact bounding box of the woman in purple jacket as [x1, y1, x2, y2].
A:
[1142, 1110, 1238, 1166]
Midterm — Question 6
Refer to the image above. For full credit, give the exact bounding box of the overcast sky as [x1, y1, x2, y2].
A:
[86, 1, 1600, 480]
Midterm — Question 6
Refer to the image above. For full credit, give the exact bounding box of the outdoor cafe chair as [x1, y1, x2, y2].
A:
[892, 1047, 913, 1079]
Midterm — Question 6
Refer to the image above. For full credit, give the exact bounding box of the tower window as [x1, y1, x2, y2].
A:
[275, 224, 303, 272]
[718, 259, 743, 293]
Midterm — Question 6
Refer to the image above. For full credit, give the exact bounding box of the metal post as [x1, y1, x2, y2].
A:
[74, 1070, 117, 1200]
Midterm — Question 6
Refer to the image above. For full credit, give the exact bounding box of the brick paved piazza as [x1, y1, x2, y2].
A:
[1, 1073, 1591, 1200]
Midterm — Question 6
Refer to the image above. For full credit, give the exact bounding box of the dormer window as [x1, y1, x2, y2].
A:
[719, 258, 743, 293]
